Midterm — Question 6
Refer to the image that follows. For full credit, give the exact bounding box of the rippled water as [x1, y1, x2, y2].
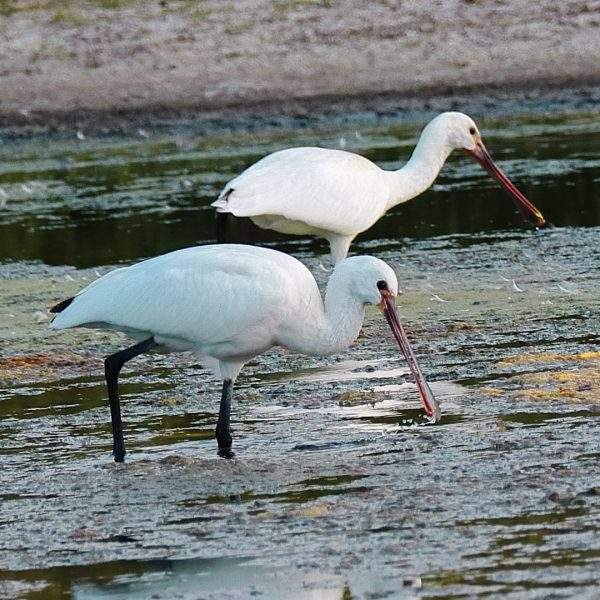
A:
[1, 112, 600, 600]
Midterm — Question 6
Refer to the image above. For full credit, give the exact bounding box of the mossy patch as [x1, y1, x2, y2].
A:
[335, 389, 379, 407]
[496, 351, 600, 367]
[0, 352, 93, 382]
[487, 352, 600, 403]
[515, 366, 600, 403]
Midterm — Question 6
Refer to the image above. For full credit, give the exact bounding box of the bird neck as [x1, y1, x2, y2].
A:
[386, 128, 454, 210]
[285, 271, 365, 357]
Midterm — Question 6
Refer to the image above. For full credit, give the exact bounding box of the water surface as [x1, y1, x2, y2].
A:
[1, 113, 599, 267]
[0, 112, 599, 600]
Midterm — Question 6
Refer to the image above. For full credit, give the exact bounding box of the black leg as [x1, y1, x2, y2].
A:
[215, 378, 234, 459]
[215, 211, 229, 243]
[104, 337, 157, 463]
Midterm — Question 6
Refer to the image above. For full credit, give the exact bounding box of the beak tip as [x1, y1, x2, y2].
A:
[536, 218, 549, 229]
[427, 404, 442, 424]
[470, 143, 547, 230]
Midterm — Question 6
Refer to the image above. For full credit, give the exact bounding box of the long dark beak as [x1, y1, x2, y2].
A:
[467, 140, 547, 228]
[380, 293, 441, 423]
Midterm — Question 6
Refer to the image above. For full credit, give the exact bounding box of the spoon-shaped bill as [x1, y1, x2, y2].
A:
[468, 141, 547, 228]
[380, 293, 441, 422]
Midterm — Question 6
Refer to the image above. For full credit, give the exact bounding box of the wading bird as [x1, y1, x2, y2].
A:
[49, 244, 439, 461]
[213, 112, 546, 263]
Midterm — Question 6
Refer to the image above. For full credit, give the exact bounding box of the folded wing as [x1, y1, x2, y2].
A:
[212, 147, 391, 236]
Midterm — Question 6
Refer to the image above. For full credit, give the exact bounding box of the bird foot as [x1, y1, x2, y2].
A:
[217, 447, 235, 459]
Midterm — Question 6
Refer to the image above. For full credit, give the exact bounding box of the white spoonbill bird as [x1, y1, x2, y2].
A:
[49, 244, 439, 461]
[213, 112, 547, 262]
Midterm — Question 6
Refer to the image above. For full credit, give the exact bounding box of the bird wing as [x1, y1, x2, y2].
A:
[50, 245, 319, 353]
[212, 147, 391, 236]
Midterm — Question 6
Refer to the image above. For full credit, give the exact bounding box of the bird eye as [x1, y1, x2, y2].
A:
[377, 280, 388, 290]
[469, 127, 476, 135]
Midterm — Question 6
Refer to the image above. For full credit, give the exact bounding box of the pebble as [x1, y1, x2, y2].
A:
[34, 310, 48, 323]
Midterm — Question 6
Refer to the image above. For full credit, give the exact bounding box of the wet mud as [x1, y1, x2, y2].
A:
[1, 113, 600, 599]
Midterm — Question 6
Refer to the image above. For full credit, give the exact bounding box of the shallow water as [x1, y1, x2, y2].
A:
[1, 113, 600, 599]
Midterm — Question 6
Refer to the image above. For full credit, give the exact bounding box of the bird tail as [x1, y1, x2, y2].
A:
[211, 186, 234, 212]
[50, 297, 74, 313]
[48, 296, 75, 328]
[211, 198, 227, 211]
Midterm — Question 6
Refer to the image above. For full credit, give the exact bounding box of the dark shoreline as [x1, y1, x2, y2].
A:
[2, 80, 600, 141]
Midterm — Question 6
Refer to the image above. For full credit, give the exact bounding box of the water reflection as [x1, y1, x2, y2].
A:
[2, 555, 359, 600]
[429, 506, 600, 598]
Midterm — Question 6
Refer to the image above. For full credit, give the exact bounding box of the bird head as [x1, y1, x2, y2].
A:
[425, 112, 547, 228]
[334, 256, 440, 422]
[337, 255, 399, 306]
[432, 111, 481, 152]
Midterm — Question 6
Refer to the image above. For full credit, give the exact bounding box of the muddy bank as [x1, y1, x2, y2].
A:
[4, 83, 600, 142]
[1, 0, 600, 136]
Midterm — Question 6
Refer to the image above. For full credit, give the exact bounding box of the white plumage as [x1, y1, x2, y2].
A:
[52, 245, 311, 378]
[213, 112, 546, 262]
[50, 244, 439, 460]
[218, 148, 389, 234]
